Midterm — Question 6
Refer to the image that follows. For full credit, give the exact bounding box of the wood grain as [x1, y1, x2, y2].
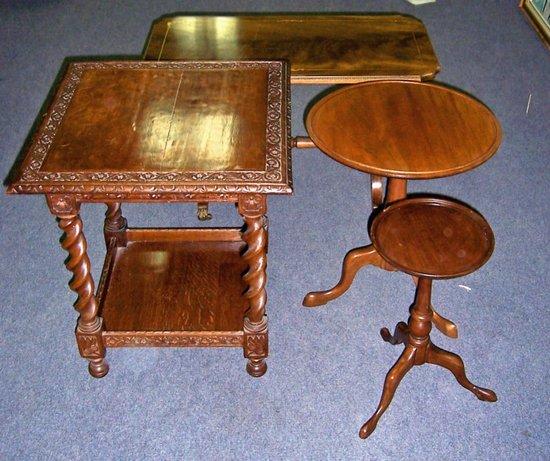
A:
[306, 80, 502, 179]
[143, 14, 440, 83]
[43, 68, 268, 172]
[8, 62, 290, 376]
[7, 61, 291, 198]
[98, 229, 248, 333]
[361, 199, 497, 438]
[369, 197, 495, 279]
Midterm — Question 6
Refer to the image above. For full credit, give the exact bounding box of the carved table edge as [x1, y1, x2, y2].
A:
[6, 184, 293, 199]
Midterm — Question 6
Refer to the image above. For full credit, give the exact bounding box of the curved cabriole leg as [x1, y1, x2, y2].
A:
[380, 321, 409, 346]
[303, 245, 393, 307]
[239, 194, 268, 377]
[304, 177, 407, 308]
[362, 277, 496, 439]
[431, 310, 458, 338]
[426, 343, 497, 402]
[104, 202, 127, 247]
[47, 195, 108, 378]
[359, 346, 416, 439]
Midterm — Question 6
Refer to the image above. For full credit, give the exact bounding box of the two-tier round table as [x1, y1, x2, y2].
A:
[302, 80, 502, 339]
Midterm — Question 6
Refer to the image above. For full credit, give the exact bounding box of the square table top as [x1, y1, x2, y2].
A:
[7, 61, 292, 200]
[143, 13, 440, 84]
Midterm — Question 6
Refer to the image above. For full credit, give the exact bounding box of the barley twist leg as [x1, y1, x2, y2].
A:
[58, 214, 108, 378]
[239, 194, 268, 377]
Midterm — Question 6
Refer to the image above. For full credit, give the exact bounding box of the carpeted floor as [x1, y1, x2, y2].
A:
[1, 1, 548, 459]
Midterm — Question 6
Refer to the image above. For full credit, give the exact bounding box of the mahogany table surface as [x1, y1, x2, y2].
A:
[370, 197, 495, 279]
[306, 80, 502, 179]
[143, 13, 440, 84]
[7, 60, 291, 200]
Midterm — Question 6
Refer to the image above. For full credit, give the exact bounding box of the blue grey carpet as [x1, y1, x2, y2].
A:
[1, 0, 548, 459]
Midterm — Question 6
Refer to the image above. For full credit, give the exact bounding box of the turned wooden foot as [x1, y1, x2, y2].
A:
[426, 343, 497, 402]
[246, 358, 267, 377]
[76, 318, 109, 379]
[359, 346, 416, 439]
[88, 358, 109, 378]
[303, 245, 391, 307]
[243, 316, 268, 378]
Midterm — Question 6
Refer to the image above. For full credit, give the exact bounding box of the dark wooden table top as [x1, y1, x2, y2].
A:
[306, 80, 502, 179]
[370, 197, 495, 279]
[7, 61, 291, 200]
[143, 14, 440, 84]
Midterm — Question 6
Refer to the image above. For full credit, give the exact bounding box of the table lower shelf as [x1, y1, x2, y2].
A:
[96, 227, 248, 348]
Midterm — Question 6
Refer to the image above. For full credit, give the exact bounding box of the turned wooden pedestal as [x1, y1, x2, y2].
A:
[7, 60, 292, 377]
[360, 197, 498, 439]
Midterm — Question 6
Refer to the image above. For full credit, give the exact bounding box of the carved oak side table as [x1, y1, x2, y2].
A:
[7, 60, 291, 378]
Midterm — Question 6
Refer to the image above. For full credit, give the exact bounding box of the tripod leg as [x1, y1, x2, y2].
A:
[303, 245, 386, 307]
[359, 346, 416, 439]
[426, 343, 497, 402]
[380, 322, 409, 346]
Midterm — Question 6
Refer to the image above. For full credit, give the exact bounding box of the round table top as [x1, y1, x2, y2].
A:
[369, 197, 494, 279]
[306, 81, 502, 179]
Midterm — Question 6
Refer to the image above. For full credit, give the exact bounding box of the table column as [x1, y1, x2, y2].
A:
[238, 194, 268, 377]
[46, 194, 108, 378]
[103, 202, 127, 247]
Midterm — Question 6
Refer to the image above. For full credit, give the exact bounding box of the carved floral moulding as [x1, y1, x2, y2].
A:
[7, 61, 292, 197]
[16, 184, 292, 204]
[103, 330, 244, 347]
